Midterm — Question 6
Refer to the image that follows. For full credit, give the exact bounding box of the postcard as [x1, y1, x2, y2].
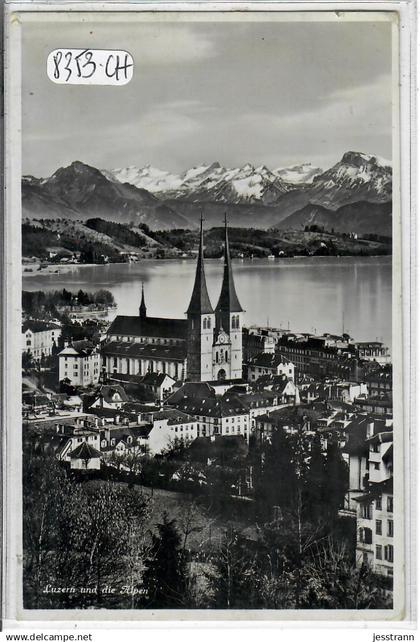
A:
[2, 2, 414, 625]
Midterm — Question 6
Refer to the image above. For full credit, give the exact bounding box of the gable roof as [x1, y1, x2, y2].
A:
[59, 340, 98, 357]
[96, 384, 128, 404]
[107, 315, 188, 340]
[173, 393, 248, 418]
[165, 381, 216, 405]
[22, 320, 61, 333]
[69, 441, 101, 459]
[141, 372, 175, 387]
[250, 352, 293, 369]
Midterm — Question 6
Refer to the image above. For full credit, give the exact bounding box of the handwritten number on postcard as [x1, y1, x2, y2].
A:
[47, 49, 133, 85]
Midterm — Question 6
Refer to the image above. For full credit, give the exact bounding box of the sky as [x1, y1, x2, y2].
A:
[21, 14, 394, 177]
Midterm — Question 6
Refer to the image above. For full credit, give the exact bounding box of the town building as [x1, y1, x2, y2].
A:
[48, 421, 101, 463]
[364, 366, 393, 398]
[248, 352, 295, 383]
[138, 372, 177, 402]
[89, 384, 128, 410]
[101, 217, 244, 383]
[242, 327, 276, 362]
[345, 417, 394, 578]
[354, 341, 391, 364]
[167, 390, 251, 440]
[58, 340, 100, 387]
[276, 335, 360, 380]
[22, 320, 61, 361]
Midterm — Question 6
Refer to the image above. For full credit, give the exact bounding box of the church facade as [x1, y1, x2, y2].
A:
[101, 219, 244, 383]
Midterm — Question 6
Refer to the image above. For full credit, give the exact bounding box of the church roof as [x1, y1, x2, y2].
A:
[108, 315, 187, 340]
[215, 218, 243, 314]
[102, 341, 187, 362]
[186, 218, 214, 315]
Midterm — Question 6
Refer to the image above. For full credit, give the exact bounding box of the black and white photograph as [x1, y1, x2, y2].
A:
[8, 7, 406, 618]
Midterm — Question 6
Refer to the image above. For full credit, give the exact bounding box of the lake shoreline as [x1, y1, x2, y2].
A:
[22, 253, 392, 278]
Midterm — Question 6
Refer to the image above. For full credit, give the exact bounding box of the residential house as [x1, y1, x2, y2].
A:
[248, 352, 295, 383]
[354, 423, 394, 578]
[89, 384, 128, 410]
[168, 392, 251, 441]
[139, 372, 176, 401]
[59, 340, 101, 387]
[22, 320, 61, 361]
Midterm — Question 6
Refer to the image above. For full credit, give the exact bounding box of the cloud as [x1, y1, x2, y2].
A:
[119, 24, 217, 65]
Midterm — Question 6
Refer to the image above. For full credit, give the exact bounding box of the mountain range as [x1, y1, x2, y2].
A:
[22, 151, 392, 235]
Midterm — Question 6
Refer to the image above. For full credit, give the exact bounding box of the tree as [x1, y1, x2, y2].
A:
[22, 350, 35, 371]
[304, 432, 326, 520]
[300, 540, 392, 609]
[175, 500, 206, 553]
[254, 427, 299, 520]
[324, 439, 348, 517]
[142, 513, 188, 608]
[206, 528, 257, 608]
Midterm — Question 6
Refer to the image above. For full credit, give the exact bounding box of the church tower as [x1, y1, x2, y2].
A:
[139, 283, 147, 319]
[186, 217, 215, 381]
[215, 216, 244, 380]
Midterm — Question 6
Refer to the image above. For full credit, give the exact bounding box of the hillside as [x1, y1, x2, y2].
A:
[275, 200, 392, 236]
[22, 218, 391, 262]
[22, 161, 190, 230]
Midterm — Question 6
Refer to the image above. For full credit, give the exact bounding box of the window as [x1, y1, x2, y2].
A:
[374, 463, 380, 470]
[361, 503, 372, 519]
[372, 443, 380, 453]
[387, 496, 393, 513]
[359, 527, 372, 544]
[376, 545, 382, 560]
[384, 545, 394, 562]
[375, 520, 382, 535]
[376, 497, 382, 510]
[387, 520, 393, 537]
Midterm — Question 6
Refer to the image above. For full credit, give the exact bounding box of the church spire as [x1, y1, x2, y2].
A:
[215, 214, 243, 314]
[139, 282, 147, 318]
[187, 215, 214, 315]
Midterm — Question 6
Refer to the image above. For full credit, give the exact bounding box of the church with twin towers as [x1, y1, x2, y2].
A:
[103, 217, 244, 382]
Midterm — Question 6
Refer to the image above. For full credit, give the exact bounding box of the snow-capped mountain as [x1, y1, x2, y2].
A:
[273, 162, 323, 185]
[309, 151, 392, 208]
[107, 161, 291, 205]
[106, 165, 184, 193]
[22, 151, 393, 235]
[107, 152, 391, 209]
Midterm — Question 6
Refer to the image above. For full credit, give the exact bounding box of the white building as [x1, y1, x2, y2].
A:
[22, 320, 61, 361]
[248, 352, 295, 383]
[59, 341, 100, 387]
[354, 425, 394, 578]
[140, 409, 200, 455]
[167, 392, 251, 441]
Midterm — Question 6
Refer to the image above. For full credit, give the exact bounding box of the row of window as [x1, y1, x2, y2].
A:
[376, 519, 393, 537]
[360, 496, 393, 519]
[376, 544, 394, 562]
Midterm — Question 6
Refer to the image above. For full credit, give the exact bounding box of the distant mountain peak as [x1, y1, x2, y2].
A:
[341, 151, 392, 168]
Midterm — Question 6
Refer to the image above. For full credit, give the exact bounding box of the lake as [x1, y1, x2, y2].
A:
[22, 255, 392, 350]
